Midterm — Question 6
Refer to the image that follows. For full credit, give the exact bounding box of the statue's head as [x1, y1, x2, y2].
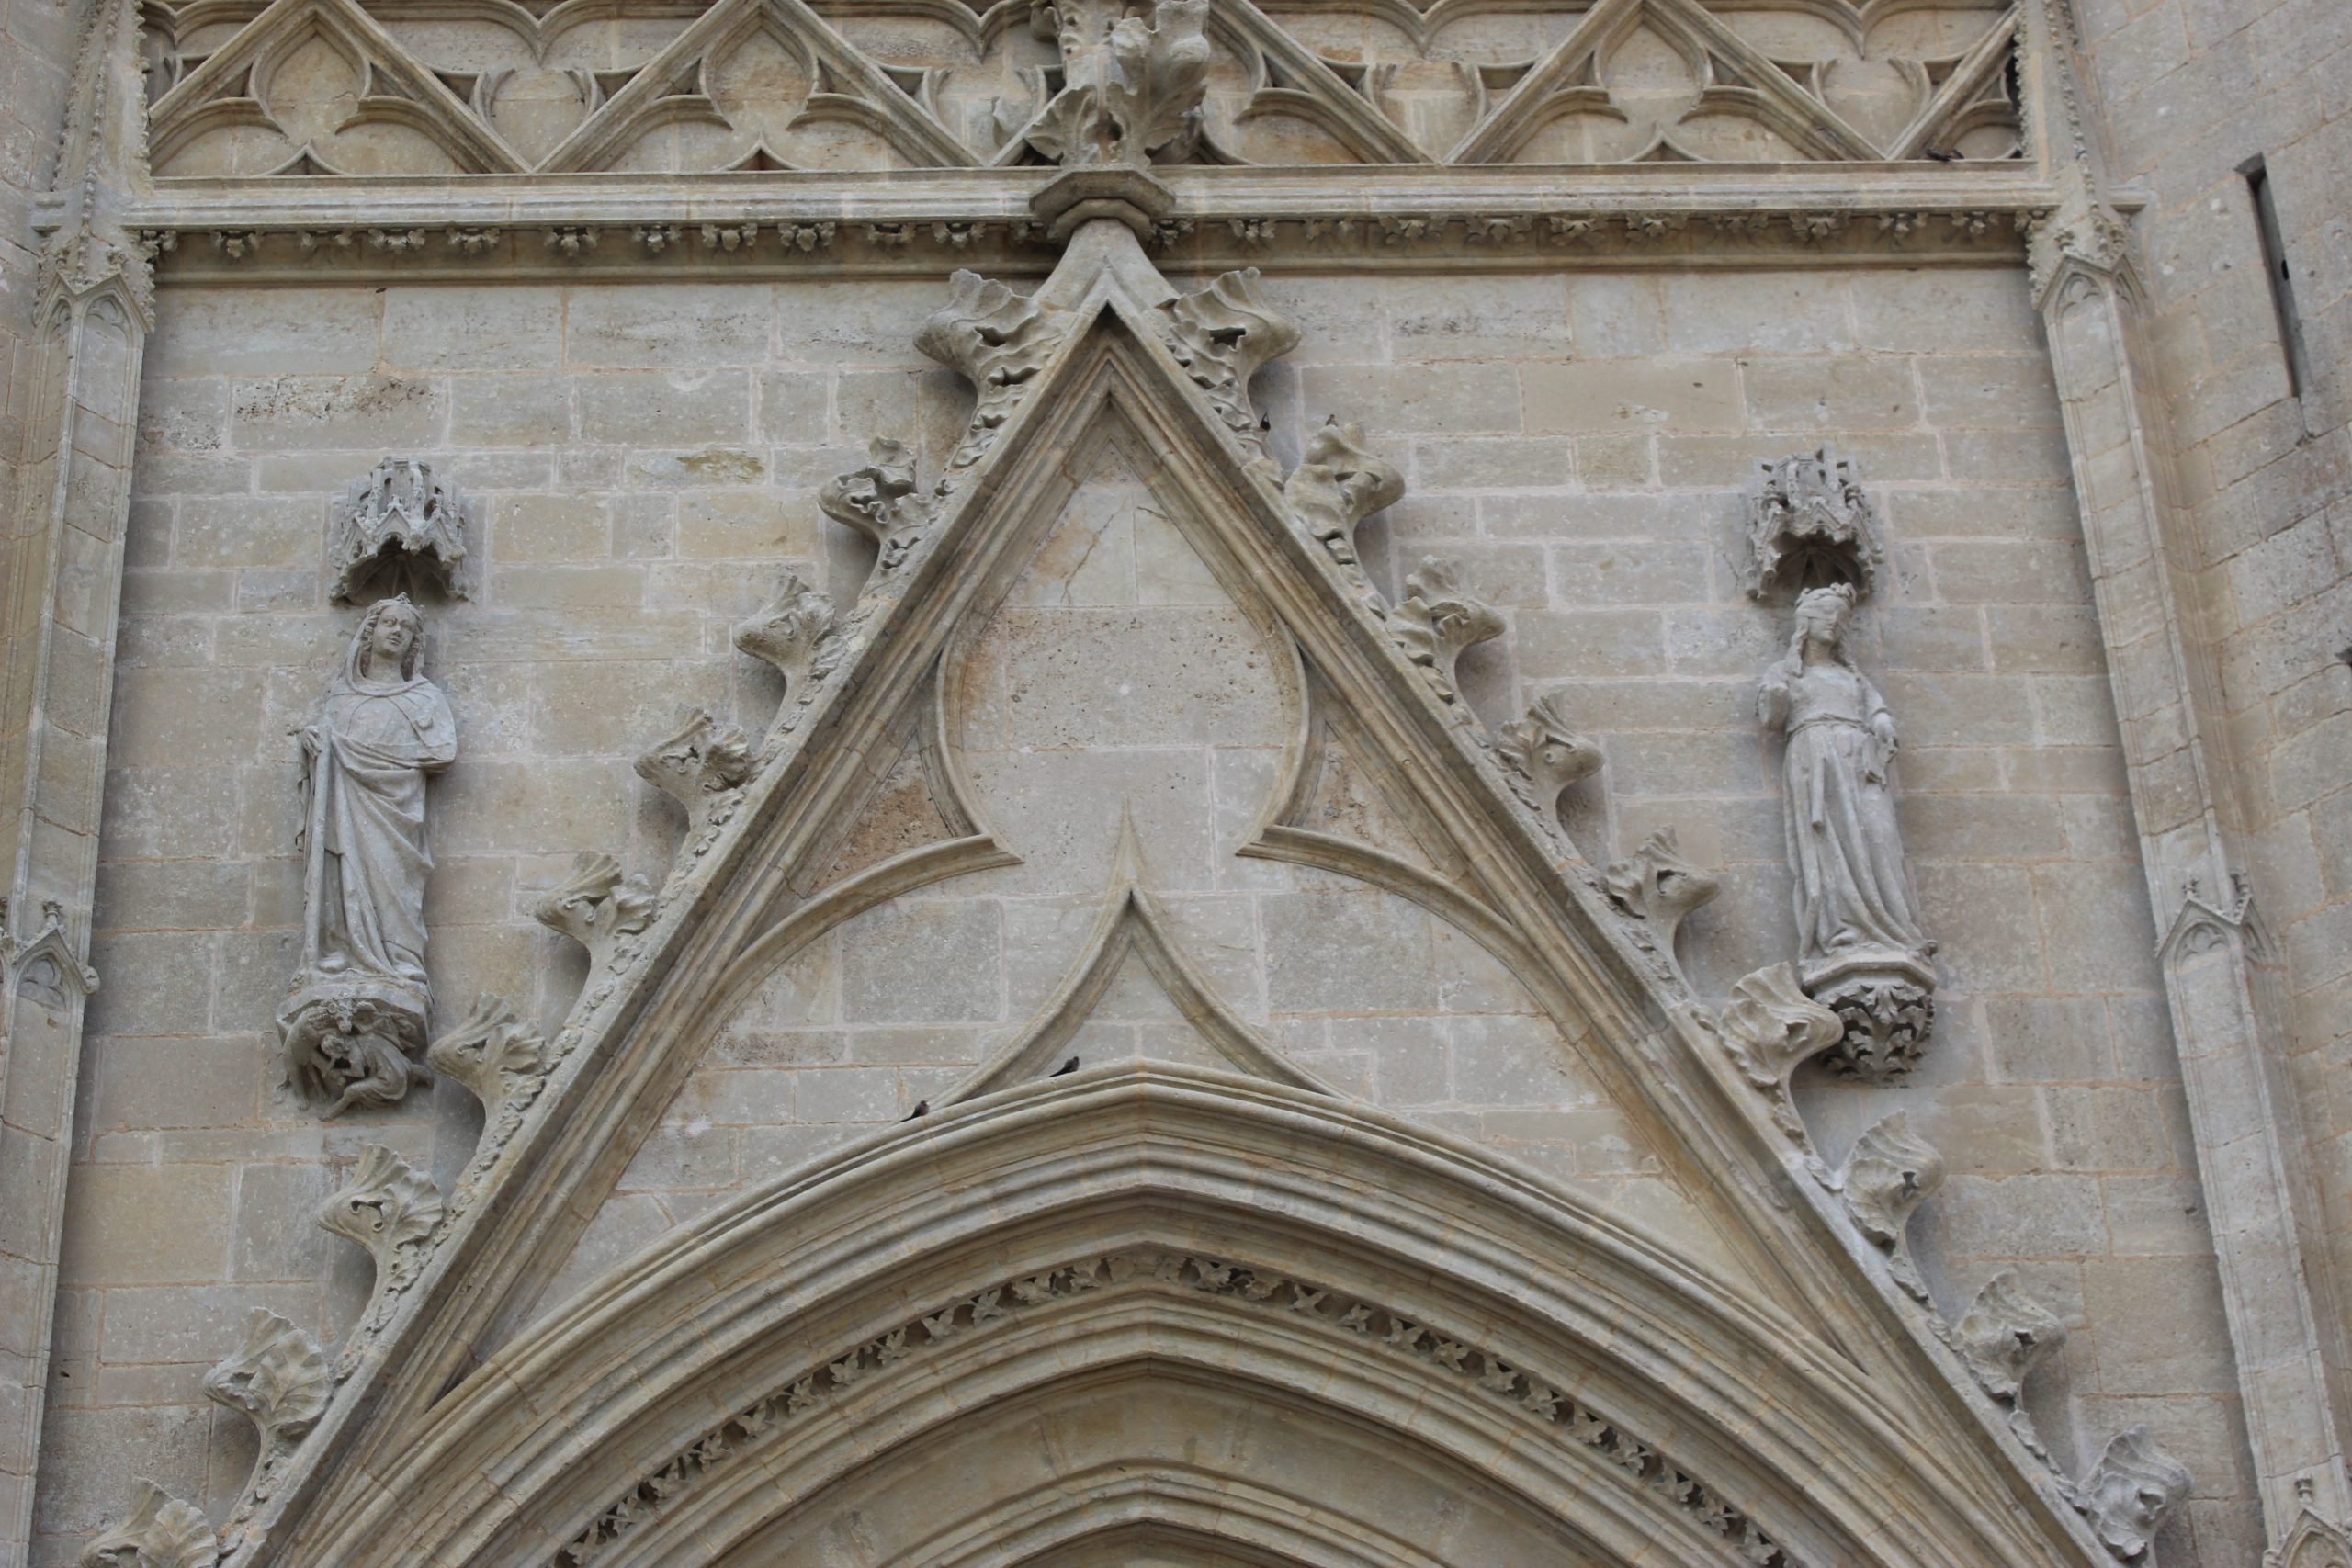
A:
[1792, 582, 1855, 650]
[357, 594, 424, 681]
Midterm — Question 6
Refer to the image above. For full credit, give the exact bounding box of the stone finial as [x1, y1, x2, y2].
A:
[1603, 829, 1719, 961]
[2072, 1427, 2191, 1562]
[1160, 268, 1299, 457]
[1391, 557, 1502, 704]
[1838, 1111, 1942, 1299]
[328, 457, 467, 602]
[1026, 0, 1210, 169]
[1285, 419, 1402, 559]
[203, 1309, 332, 1465]
[535, 852, 656, 967]
[1746, 444, 1883, 601]
[1953, 1268, 2066, 1404]
[79, 1481, 217, 1568]
[320, 1143, 444, 1299]
[1497, 691, 1602, 828]
[1715, 962, 1843, 1140]
[916, 271, 1068, 476]
[818, 438, 931, 571]
[734, 571, 843, 701]
[426, 992, 548, 1125]
[636, 709, 752, 829]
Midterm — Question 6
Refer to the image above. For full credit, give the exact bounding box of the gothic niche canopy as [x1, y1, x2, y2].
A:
[328, 457, 468, 603]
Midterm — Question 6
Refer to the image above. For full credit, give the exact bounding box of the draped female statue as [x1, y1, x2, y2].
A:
[280, 595, 458, 1114]
[1758, 583, 1934, 1074]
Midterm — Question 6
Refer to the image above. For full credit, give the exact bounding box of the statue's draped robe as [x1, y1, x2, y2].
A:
[1759, 658, 1928, 964]
[300, 666, 457, 987]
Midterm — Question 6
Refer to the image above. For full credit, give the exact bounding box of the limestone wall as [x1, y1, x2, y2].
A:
[39, 261, 2256, 1563]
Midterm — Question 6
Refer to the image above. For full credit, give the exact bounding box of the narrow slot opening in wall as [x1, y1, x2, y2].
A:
[2243, 157, 2312, 400]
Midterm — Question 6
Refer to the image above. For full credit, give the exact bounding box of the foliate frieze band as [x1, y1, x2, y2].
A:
[554, 1250, 1800, 1568]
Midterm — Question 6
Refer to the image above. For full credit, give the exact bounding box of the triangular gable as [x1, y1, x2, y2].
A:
[147, 0, 525, 175]
[1449, 0, 1880, 164]
[538, 0, 974, 173]
[233, 218, 2109, 1568]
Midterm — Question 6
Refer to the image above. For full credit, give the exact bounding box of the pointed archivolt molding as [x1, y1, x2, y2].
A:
[948, 815, 1331, 1100]
[227, 219, 2106, 1568]
[147, 0, 526, 174]
[537, 0, 974, 172]
[1450, 0, 1881, 164]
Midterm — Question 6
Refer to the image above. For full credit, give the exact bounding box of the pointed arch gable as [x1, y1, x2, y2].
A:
[283, 1066, 2089, 1568]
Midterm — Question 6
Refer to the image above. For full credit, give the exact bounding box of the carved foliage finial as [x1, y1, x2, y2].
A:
[1283, 419, 1402, 614]
[1160, 268, 1299, 457]
[79, 1481, 218, 1568]
[1603, 828, 1719, 961]
[1747, 444, 1883, 602]
[1026, 0, 1210, 168]
[636, 709, 752, 829]
[535, 852, 655, 967]
[1715, 962, 1842, 1140]
[203, 1309, 332, 1464]
[915, 272, 1068, 478]
[320, 1143, 444, 1299]
[818, 437, 931, 571]
[1954, 1267, 2066, 1404]
[735, 571, 844, 700]
[1497, 690, 1601, 827]
[1391, 557, 1502, 704]
[1838, 1111, 1942, 1299]
[2072, 1427, 2191, 1562]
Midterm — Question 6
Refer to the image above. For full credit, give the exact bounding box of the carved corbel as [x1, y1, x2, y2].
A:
[1603, 829, 1719, 966]
[1746, 445, 1884, 601]
[328, 457, 467, 602]
[78, 1481, 217, 1568]
[319, 1144, 445, 1314]
[1390, 557, 1502, 705]
[915, 272, 1069, 479]
[535, 852, 656, 969]
[1282, 419, 1401, 611]
[1714, 962, 1843, 1141]
[1496, 691, 1601, 832]
[818, 437, 932, 573]
[636, 708, 752, 835]
[203, 1309, 332, 1501]
[734, 571, 844, 714]
[1836, 1111, 1942, 1300]
[426, 991, 550, 1134]
[2071, 1427, 2191, 1563]
[1952, 1267, 2066, 1458]
[1159, 268, 1299, 459]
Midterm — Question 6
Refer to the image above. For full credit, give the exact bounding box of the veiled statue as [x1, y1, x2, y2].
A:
[279, 595, 457, 1114]
[1758, 583, 1935, 1076]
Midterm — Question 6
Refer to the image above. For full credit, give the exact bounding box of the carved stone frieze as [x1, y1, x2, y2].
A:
[1747, 445, 1884, 601]
[78, 1481, 217, 1568]
[203, 1309, 333, 1509]
[1390, 557, 1502, 705]
[320, 1144, 445, 1312]
[914, 272, 1069, 479]
[1281, 418, 1401, 612]
[1758, 583, 1936, 1077]
[1158, 267, 1298, 459]
[558, 1248, 1799, 1568]
[328, 457, 467, 602]
[281, 597, 456, 1116]
[1026, 0, 1210, 169]
[1714, 962, 1843, 1141]
[535, 852, 656, 969]
[2070, 1427, 2191, 1563]
[1836, 1111, 1942, 1301]
[1603, 829, 1719, 966]
[1953, 1268, 2066, 1411]
[636, 709, 752, 835]
[1497, 691, 1602, 831]
[817, 437, 933, 572]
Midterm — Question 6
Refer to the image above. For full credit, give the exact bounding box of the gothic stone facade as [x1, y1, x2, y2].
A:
[1, 0, 2347, 1565]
